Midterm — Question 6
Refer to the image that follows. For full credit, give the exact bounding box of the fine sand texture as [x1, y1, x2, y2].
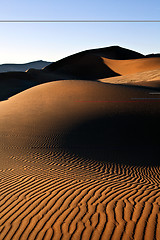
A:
[0, 46, 160, 240]
[100, 69, 160, 88]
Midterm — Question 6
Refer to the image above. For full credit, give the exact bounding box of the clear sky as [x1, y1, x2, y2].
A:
[0, 0, 159, 63]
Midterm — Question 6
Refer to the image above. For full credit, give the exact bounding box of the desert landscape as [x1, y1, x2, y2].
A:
[0, 46, 160, 240]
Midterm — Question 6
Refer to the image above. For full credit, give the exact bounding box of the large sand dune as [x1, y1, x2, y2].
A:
[0, 46, 160, 240]
[43, 46, 160, 78]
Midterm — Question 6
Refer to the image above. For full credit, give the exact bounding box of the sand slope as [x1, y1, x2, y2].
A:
[0, 70, 65, 101]
[102, 57, 160, 75]
[1, 80, 160, 240]
[100, 69, 160, 88]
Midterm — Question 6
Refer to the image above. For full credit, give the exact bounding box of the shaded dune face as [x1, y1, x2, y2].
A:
[44, 54, 120, 80]
[1, 80, 160, 166]
[0, 72, 35, 101]
[62, 113, 160, 166]
[0, 70, 64, 101]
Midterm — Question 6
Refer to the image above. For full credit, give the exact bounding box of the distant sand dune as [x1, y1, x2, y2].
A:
[43, 46, 160, 79]
[44, 46, 145, 73]
[102, 57, 160, 75]
[100, 68, 160, 88]
[0, 79, 160, 239]
[0, 60, 51, 73]
[0, 46, 160, 101]
[42, 56, 160, 80]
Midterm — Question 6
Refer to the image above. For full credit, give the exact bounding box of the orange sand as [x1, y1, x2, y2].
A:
[0, 46, 160, 240]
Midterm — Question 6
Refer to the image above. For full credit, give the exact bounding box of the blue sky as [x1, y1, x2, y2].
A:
[0, 0, 159, 63]
[0, 0, 160, 21]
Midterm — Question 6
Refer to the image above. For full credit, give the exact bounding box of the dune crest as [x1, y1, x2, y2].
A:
[102, 57, 160, 75]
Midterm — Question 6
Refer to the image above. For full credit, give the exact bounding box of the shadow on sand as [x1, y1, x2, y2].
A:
[61, 113, 160, 166]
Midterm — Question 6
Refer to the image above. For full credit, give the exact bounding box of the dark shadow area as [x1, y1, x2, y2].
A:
[0, 74, 36, 101]
[0, 70, 60, 101]
[61, 113, 160, 166]
[44, 54, 120, 80]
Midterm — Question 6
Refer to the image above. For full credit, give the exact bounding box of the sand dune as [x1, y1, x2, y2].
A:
[43, 46, 160, 78]
[43, 54, 120, 80]
[44, 46, 145, 73]
[1, 57, 160, 101]
[102, 57, 160, 75]
[0, 79, 160, 240]
[1, 46, 160, 240]
[0, 70, 65, 101]
[100, 68, 160, 88]
[43, 46, 160, 79]
[1, 46, 160, 101]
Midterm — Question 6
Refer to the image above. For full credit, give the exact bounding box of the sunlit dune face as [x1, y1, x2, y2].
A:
[102, 57, 160, 75]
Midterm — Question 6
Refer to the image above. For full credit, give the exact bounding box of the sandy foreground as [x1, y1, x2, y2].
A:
[0, 46, 160, 240]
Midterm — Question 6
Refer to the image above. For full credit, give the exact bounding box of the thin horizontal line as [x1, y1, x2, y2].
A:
[132, 97, 160, 99]
[149, 92, 160, 94]
[74, 100, 160, 103]
[0, 20, 160, 23]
